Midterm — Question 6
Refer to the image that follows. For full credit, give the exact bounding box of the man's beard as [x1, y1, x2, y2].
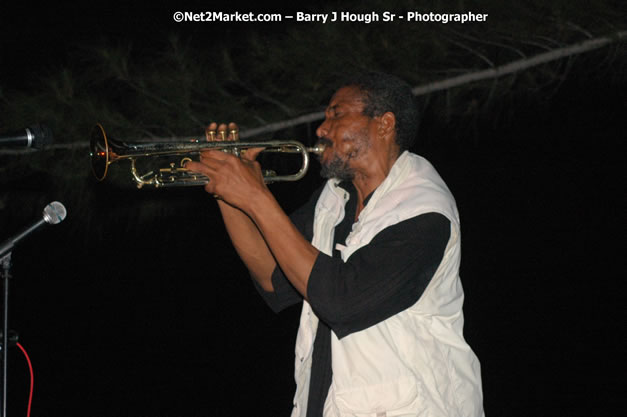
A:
[316, 137, 355, 180]
[320, 153, 355, 180]
[317, 130, 369, 181]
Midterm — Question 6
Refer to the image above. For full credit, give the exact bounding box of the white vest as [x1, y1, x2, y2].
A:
[291, 152, 484, 417]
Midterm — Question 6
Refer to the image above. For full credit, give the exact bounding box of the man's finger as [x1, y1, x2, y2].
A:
[199, 149, 233, 161]
[242, 147, 265, 161]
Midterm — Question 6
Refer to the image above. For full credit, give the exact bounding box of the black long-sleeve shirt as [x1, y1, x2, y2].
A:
[255, 182, 450, 417]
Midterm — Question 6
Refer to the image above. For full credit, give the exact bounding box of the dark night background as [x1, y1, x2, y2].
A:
[1, 1, 625, 416]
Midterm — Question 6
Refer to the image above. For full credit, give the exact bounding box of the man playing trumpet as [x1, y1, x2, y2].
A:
[185, 72, 484, 417]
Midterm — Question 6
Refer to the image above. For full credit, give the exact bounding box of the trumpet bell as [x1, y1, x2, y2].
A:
[90, 123, 110, 181]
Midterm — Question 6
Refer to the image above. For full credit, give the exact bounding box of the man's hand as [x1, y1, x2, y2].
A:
[186, 122, 318, 298]
[185, 122, 266, 213]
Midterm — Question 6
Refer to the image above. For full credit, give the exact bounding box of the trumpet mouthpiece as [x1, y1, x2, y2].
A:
[308, 145, 326, 155]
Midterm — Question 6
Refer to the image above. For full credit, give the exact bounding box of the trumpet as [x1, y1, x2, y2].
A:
[90, 123, 325, 188]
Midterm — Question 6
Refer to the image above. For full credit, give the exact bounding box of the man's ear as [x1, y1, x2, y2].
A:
[378, 112, 397, 139]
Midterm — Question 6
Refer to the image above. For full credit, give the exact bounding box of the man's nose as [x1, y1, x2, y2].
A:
[316, 119, 329, 138]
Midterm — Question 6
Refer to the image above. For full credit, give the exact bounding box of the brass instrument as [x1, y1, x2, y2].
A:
[90, 123, 325, 188]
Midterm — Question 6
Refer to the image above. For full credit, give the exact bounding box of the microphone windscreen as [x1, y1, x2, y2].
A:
[30, 124, 54, 148]
[43, 201, 67, 225]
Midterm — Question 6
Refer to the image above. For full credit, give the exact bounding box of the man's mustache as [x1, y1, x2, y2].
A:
[316, 137, 333, 148]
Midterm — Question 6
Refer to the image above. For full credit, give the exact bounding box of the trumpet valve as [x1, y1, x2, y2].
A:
[228, 122, 239, 141]
[218, 127, 227, 141]
[205, 127, 216, 142]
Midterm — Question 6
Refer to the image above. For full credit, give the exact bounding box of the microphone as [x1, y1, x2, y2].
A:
[0, 124, 53, 149]
[0, 202, 67, 258]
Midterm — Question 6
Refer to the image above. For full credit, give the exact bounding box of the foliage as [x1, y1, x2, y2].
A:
[0, 0, 625, 230]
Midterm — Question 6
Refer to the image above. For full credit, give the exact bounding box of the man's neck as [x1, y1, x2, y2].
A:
[351, 150, 402, 219]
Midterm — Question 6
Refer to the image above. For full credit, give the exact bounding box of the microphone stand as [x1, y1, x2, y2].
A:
[1, 251, 11, 417]
[0, 201, 66, 416]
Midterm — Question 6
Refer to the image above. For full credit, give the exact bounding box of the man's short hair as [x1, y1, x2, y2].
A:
[339, 72, 419, 151]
